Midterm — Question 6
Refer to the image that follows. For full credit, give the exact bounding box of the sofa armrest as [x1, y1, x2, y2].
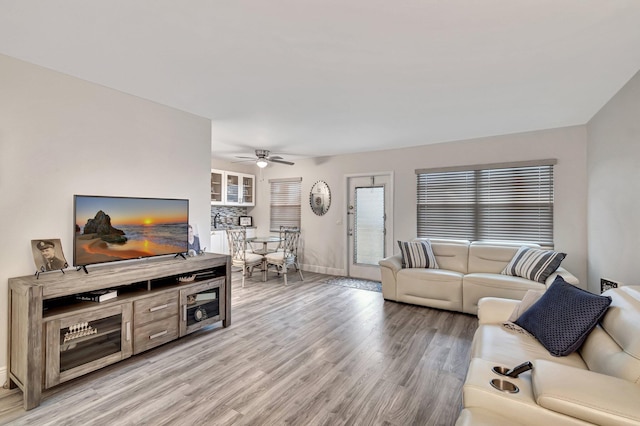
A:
[379, 254, 403, 301]
[476, 297, 520, 325]
[379, 254, 402, 274]
[533, 359, 640, 426]
[545, 267, 578, 288]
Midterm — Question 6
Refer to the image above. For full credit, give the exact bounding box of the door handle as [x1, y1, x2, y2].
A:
[149, 330, 168, 340]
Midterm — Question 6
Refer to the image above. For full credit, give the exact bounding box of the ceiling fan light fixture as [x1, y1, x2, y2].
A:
[256, 159, 268, 168]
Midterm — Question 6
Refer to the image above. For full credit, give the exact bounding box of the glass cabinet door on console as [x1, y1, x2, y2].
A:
[44, 303, 133, 389]
[180, 277, 226, 336]
[211, 169, 224, 205]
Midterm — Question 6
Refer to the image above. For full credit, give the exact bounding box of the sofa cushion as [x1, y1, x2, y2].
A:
[501, 246, 566, 283]
[470, 323, 587, 369]
[600, 286, 640, 360]
[580, 286, 640, 383]
[467, 241, 539, 274]
[398, 240, 439, 269]
[508, 289, 545, 322]
[532, 360, 640, 426]
[462, 273, 546, 315]
[515, 277, 612, 356]
[396, 268, 463, 312]
[428, 238, 469, 274]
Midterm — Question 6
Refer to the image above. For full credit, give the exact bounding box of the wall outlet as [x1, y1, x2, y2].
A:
[600, 278, 619, 293]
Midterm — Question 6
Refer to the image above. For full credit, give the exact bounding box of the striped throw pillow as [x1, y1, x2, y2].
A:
[501, 246, 566, 283]
[398, 240, 439, 269]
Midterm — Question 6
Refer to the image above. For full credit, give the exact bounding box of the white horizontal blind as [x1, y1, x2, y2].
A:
[270, 178, 302, 232]
[417, 170, 476, 240]
[417, 162, 555, 247]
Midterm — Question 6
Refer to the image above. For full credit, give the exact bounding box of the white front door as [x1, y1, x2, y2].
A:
[346, 173, 393, 281]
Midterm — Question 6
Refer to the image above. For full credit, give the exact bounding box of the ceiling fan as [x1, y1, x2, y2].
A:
[234, 149, 294, 168]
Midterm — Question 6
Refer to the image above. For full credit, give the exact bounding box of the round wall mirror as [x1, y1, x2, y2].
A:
[310, 181, 331, 216]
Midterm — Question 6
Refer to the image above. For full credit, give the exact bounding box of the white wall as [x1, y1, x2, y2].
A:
[587, 69, 640, 293]
[0, 55, 212, 374]
[243, 126, 588, 286]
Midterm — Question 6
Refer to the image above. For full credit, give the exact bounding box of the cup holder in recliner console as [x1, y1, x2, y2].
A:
[492, 366, 510, 376]
[489, 361, 533, 394]
[490, 378, 519, 393]
[492, 361, 533, 378]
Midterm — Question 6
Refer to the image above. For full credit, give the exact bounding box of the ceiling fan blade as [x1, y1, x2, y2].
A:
[268, 155, 283, 160]
[269, 158, 295, 165]
[231, 158, 256, 163]
[235, 156, 256, 160]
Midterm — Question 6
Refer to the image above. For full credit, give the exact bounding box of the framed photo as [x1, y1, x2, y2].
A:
[600, 278, 618, 293]
[32, 239, 69, 272]
[187, 224, 201, 256]
[239, 216, 253, 226]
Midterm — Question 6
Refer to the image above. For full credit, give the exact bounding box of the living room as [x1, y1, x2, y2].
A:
[1, 2, 640, 424]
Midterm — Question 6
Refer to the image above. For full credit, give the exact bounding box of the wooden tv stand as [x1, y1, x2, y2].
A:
[7, 253, 231, 410]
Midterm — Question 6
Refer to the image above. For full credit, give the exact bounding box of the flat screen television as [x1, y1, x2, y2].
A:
[74, 195, 189, 268]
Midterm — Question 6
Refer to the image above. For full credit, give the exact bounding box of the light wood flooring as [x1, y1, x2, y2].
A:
[0, 271, 478, 426]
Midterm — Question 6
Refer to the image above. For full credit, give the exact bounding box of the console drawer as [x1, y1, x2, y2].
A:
[133, 316, 179, 354]
[134, 292, 179, 325]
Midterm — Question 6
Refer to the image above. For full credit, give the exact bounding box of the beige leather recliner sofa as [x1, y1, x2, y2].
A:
[457, 285, 640, 425]
[378, 239, 578, 315]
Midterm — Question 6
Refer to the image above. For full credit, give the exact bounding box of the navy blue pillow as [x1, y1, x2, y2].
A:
[515, 276, 611, 356]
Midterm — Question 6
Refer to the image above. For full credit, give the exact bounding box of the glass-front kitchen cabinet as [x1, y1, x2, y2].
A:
[212, 170, 254, 206]
[211, 169, 224, 205]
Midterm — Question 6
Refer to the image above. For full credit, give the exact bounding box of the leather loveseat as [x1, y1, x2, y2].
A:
[457, 285, 640, 425]
[378, 239, 578, 315]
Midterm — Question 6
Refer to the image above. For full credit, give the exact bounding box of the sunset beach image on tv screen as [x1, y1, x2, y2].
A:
[74, 195, 189, 266]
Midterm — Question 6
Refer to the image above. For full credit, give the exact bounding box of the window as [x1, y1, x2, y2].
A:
[416, 160, 556, 247]
[270, 177, 302, 232]
[354, 186, 385, 265]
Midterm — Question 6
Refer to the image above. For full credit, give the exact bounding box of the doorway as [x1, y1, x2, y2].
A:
[346, 173, 393, 281]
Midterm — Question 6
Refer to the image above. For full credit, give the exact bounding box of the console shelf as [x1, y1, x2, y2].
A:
[7, 253, 231, 410]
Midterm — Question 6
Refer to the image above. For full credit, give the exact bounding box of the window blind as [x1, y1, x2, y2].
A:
[270, 178, 302, 232]
[417, 161, 555, 247]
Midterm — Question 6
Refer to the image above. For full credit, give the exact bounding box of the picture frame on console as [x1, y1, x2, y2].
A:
[31, 238, 68, 275]
[188, 223, 202, 256]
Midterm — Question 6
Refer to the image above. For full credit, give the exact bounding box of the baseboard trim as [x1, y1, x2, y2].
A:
[0, 366, 7, 388]
[300, 264, 345, 276]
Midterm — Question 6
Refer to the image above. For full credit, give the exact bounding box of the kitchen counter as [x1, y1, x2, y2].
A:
[212, 225, 256, 230]
[211, 227, 256, 254]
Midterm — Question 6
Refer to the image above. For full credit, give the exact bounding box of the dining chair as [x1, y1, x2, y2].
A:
[275, 226, 299, 252]
[226, 228, 264, 287]
[264, 229, 303, 286]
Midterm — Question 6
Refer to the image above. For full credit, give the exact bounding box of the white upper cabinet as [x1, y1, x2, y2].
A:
[211, 169, 255, 206]
[240, 174, 255, 206]
[211, 169, 224, 205]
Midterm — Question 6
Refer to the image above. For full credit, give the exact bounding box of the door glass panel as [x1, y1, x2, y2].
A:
[242, 176, 253, 204]
[211, 171, 223, 203]
[60, 314, 122, 372]
[226, 174, 239, 203]
[185, 286, 220, 328]
[354, 186, 385, 265]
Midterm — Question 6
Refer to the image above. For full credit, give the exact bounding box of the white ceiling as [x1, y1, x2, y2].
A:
[2, 1, 640, 163]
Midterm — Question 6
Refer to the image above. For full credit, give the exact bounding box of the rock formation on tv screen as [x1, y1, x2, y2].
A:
[83, 210, 127, 244]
